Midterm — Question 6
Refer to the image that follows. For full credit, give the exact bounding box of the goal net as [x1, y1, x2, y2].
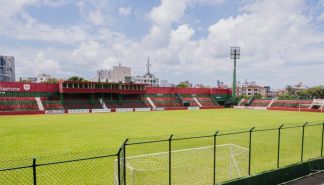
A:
[115, 144, 248, 185]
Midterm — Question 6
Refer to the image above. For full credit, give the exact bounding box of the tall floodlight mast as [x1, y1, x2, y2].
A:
[230, 47, 240, 98]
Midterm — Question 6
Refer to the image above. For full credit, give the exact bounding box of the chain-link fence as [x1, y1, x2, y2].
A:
[1, 122, 324, 185]
[0, 149, 118, 185]
[121, 122, 324, 185]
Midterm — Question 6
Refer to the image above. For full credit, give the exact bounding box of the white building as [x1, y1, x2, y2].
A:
[160, 79, 171, 87]
[125, 58, 159, 86]
[97, 69, 112, 82]
[25, 74, 51, 83]
[36, 74, 51, 83]
[127, 73, 159, 86]
[112, 64, 131, 82]
[97, 63, 131, 83]
[238, 80, 268, 98]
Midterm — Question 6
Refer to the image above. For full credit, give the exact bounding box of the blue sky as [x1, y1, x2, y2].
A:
[0, 0, 324, 89]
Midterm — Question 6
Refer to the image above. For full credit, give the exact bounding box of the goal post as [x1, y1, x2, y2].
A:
[115, 144, 248, 185]
[299, 104, 312, 111]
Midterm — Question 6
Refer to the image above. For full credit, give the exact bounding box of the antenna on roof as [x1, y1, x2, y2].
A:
[146, 56, 151, 75]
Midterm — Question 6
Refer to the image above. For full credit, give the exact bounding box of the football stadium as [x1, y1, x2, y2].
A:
[1, 1, 324, 185]
[0, 81, 324, 185]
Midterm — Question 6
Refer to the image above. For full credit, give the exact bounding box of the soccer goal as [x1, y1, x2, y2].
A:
[115, 144, 248, 185]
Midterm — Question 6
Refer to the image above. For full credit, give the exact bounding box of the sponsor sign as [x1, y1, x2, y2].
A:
[153, 107, 165, 111]
[92, 109, 111, 113]
[188, 106, 200, 110]
[116, 108, 134, 112]
[234, 106, 267, 110]
[68, 109, 90, 114]
[45, 110, 65, 114]
[135, 108, 151, 112]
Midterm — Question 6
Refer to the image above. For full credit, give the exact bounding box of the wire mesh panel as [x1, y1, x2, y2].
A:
[252, 129, 277, 173]
[0, 159, 33, 185]
[215, 144, 248, 184]
[304, 124, 322, 161]
[125, 138, 169, 185]
[216, 132, 249, 183]
[37, 149, 117, 185]
[172, 135, 214, 185]
[280, 126, 302, 167]
[121, 144, 247, 185]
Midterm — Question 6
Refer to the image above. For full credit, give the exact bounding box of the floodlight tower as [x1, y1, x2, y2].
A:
[230, 47, 240, 98]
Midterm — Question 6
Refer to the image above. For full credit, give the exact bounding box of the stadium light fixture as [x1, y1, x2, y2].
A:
[230, 47, 240, 98]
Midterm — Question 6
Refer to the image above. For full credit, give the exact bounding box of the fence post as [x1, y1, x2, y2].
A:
[117, 147, 122, 185]
[122, 139, 129, 185]
[248, 127, 255, 176]
[169, 134, 173, 185]
[301, 122, 309, 162]
[32, 158, 37, 185]
[321, 123, 324, 157]
[277, 124, 284, 168]
[213, 131, 219, 185]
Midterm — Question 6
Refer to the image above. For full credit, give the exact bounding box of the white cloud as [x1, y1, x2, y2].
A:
[118, 6, 132, 16]
[89, 10, 105, 25]
[17, 51, 62, 77]
[1, 0, 324, 87]
[72, 41, 101, 60]
[318, 13, 324, 21]
[149, 0, 187, 28]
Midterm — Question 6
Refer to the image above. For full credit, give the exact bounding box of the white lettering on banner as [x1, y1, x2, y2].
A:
[45, 110, 65, 114]
[188, 106, 200, 110]
[0, 86, 20, 92]
[92, 109, 111, 113]
[68, 109, 90, 114]
[233, 106, 267, 110]
[116, 108, 133, 112]
[135, 108, 151, 112]
[153, 107, 165, 111]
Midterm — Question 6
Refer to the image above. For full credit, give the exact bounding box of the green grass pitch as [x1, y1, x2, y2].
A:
[0, 109, 323, 184]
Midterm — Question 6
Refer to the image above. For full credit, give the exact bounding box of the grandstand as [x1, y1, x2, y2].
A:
[1, 81, 324, 115]
[236, 98, 324, 113]
[0, 82, 230, 115]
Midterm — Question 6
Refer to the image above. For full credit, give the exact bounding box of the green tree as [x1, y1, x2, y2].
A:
[278, 93, 297, 100]
[20, 79, 32, 83]
[286, 85, 296, 96]
[176, 83, 189, 88]
[254, 93, 262, 99]
[306, 86, 324, 99]
[67, 76, 86, 82]
[45, 78, 58, 84]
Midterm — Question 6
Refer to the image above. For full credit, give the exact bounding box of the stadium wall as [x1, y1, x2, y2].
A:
[0, 110, 45, 115]
[268, 107, 323, 113]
